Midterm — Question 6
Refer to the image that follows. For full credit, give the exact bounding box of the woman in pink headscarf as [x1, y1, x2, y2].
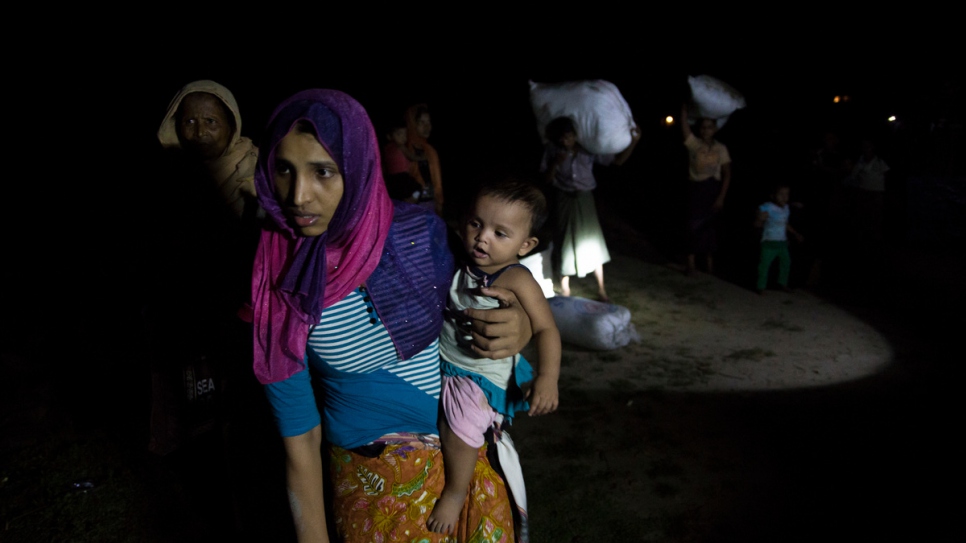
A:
[250, 89, 531, 542]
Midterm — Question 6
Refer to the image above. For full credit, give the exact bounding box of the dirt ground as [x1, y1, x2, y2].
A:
[506, 229, 963, 542]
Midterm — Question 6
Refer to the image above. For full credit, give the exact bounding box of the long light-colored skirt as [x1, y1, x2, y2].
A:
[553, 189, 610, 278]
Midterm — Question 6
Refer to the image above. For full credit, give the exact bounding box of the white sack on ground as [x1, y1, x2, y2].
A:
[530, 79, 637, 156]
[687, 74, 746, 129]
[549, 296, 640, 351]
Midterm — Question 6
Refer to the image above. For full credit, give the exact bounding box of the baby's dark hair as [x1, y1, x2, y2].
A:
[475, 178, 548, 237]
[545, 116, 577, 144]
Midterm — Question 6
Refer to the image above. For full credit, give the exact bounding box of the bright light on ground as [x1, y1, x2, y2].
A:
[536, 256, 895, 394]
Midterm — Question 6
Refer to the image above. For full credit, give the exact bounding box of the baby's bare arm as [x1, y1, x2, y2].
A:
[493, 268, 561, 416]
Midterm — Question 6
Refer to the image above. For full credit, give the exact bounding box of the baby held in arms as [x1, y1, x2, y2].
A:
[428, 179, 561, 534]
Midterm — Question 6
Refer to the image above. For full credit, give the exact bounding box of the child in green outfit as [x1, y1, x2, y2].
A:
[755, 182, 804, 293]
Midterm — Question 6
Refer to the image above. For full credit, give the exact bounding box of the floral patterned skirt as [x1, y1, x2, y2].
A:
[328, 434, 516, 543]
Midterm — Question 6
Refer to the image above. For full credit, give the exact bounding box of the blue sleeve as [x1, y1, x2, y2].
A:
[263, 361, 322, 437]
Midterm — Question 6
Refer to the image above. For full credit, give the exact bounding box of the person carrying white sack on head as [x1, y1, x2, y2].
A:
[678, 75, 745, 277]
[539, 116, 640, 302]
[679, 102, 731, 277]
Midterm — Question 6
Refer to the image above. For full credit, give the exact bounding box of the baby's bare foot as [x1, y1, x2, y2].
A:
[426, 494, 463, 534]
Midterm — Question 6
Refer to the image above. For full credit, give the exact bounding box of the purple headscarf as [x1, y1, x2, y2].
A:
[251, 89, 394, 384]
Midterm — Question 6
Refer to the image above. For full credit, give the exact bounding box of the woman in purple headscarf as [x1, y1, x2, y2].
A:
[250, 89, 530, 542]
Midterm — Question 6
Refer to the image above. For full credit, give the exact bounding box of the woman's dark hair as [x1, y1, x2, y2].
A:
[544, 116, 576, 144]
[412, 104, 430, 120]
[288, 115, 343, 171]
[475, 178, 548, 237]
[293, 119, 316, 135]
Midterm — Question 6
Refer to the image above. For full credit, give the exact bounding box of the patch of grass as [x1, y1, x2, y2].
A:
[671, 279, 715, 300]
[646, 458, 686, 480]
[527, 483, 671, 542]
[707, 457, 735, 474]
[652, 482, 680, 498]
[1, 429, 156, 543]
[760, 317, 804, 332]
[627, 367, 649, 381]
[607, 378, 636, 393]
[695, 362, 716, 376]
[658, 507, 706, 540]
[535, 434, 593, 459]
[620, 299, 642, 313]
[558, 373, 584, 389]
[597, 352, 622, 363]
[562, 388, 589, 403]
[723, 348, 776, 361]
[624, 398, 653, 419]
[643, 425, 678, 448]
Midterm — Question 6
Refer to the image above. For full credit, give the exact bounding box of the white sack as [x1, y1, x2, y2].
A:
[688, 74, 746, 129]
[549, 296, 640, 351]
[530, 79, 637, 156]
[519, 243, 555, 299]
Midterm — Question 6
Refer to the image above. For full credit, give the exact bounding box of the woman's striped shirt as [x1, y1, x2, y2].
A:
[264, 287, 441, 446]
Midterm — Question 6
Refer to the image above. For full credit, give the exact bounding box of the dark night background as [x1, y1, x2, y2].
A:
[3, 20, 964, 540]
